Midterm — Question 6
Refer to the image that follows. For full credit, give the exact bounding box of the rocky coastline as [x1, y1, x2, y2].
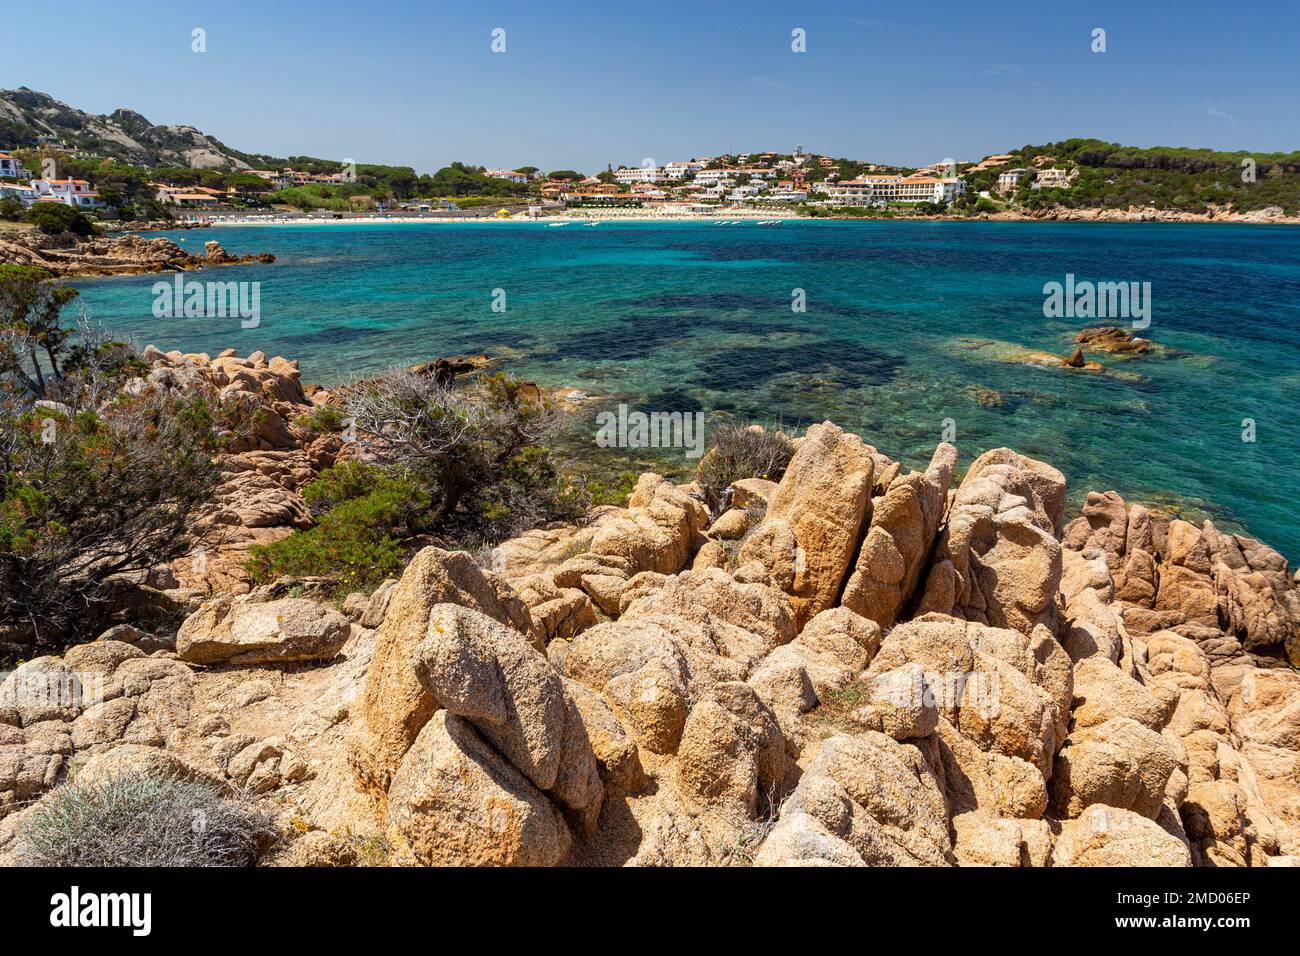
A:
[0, 234, 273, 277]
[2, 345, 1298, 868]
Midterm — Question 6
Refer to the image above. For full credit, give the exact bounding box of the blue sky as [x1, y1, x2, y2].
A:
[3, 0, 1297, 173]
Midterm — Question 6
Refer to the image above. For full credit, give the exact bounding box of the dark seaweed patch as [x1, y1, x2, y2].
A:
[283, 325, 382, 346]
[690, 340, 905, 391]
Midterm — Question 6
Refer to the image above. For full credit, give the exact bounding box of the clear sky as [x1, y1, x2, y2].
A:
[3, 0, 1297, 174]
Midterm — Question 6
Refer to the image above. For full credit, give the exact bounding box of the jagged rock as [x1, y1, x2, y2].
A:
[867, 614, 1071, 777]
[176, 596, 351, 666]
[1153, 520, 1219, 629]
[952, 812, 1053, 866]
[554, 474, 708, 613]
[1050, 716, 1183, 820]
[619, 568, 796, 671]
[1052, 805, 1191, 866]
[736, 422, 877, 629]
[564, 680, 647, 796]
[412, 604, 602, 829]
[841, 442, 957, 628]
[348, 548, 533, 796]
[676, 682, 785, 815]
[915, 448, 1065, 635]
[922, 718, 1049, 819]
[74, 745, 212, 789]
[1070, 656, 1167, 731]
[755, 732, 952, 866]
[1228, 669, 1300, 855]
[387, 712, 572, 867]
[604, 657, 689, 754]
[850, 663, 938, 740]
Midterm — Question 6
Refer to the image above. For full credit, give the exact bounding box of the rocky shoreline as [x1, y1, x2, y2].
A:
[2, 346, 1298, 868]
[0, 233, 274, 277]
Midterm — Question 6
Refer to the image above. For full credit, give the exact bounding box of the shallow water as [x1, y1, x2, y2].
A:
[71, 220, 1300, 560]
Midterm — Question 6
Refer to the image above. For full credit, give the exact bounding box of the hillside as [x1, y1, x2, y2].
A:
[0, 87, 272, 170]
[965, 139, 1300, 215]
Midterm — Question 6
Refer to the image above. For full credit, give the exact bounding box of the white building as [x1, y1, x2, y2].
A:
[613, 165, 666, 184]
[1032, 167, 1072, 190]
[483, 169, 530, 184]
[662, 161, 701, 179]
[820, 174, 965, 206]
[997, 168, 1033, 194]
[30, 178, 104, 208]
[760, 188, 808, 202]
[0, 181, 38, 205]
[0, 151, 27, 180]
[693, 168, 736, 184]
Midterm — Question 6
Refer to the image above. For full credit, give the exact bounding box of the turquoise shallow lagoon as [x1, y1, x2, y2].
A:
[70, 220, 1300, 559]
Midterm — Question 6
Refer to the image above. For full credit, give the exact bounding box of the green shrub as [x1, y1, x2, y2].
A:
[1, 393, 222, 650]
[343, 368, 583, 545]
[14, 772, 275, 867]
[27, 202, 98, 237]
[246, 462, 430, 593]
[293, 404, 345, 438]
[695, 423, 795, 514]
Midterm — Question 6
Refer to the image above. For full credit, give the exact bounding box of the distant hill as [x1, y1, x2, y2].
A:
[965, 139, 1300, 215]
[0, 87, 278, 170]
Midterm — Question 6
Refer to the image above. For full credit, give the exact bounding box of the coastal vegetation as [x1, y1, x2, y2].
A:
[695, 422, 795, 513]
[248, 368, 586, 594]
[14, 772, 274, 867]
[964, 139, 1300, 215]
[1, 266, 223, 646]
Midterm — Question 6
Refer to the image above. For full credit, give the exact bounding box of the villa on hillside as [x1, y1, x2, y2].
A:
[817, 174, 966, 206]
[30, 178, 104, 208]
[997, 168, 1033, 194]
[967, 153, 1014, 172]
[613, 165, 667, 184]
[484, 169, 531, 183]
[1032, 167, 1074, 190]
[0, 181, 38, 204]
[153, 183, 224, 208]
[0, 151, 28, 179]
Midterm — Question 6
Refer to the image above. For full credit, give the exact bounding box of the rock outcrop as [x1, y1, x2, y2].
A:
[4, 408, 1299, 870]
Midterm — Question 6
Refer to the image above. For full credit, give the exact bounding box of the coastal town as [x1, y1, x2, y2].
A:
[4, 86, 1296, 229]
[2, 135, 1084, 224]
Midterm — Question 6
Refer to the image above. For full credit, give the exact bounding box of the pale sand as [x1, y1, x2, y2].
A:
[204, 207, 818, 227]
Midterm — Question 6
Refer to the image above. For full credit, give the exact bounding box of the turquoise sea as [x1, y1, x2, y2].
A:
[70, 220, 1300, 560]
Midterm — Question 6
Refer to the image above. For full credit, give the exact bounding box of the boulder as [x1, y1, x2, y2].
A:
[1050, 716, 1183, 820]
[951, 812, 1053, 867]
[412, 604, 602, 828]
[676, 683, 785, 816]
[1051, 805, 1191, 867]
[737, 422, 876, 629]
[841, 442, 957, 628]
[915, 449, 1064, 636]
[754, 732, 951, 866]
[176, 596, 350, 666]
[387, 712, 572, 867]
[348, 548, 533, 796]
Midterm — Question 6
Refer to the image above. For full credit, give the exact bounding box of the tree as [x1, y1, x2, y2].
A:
[548, 169, 582, 181]
[27, 202, 98, 237]
[0, 264, 78, 396]
[0, 377, 224, 650]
